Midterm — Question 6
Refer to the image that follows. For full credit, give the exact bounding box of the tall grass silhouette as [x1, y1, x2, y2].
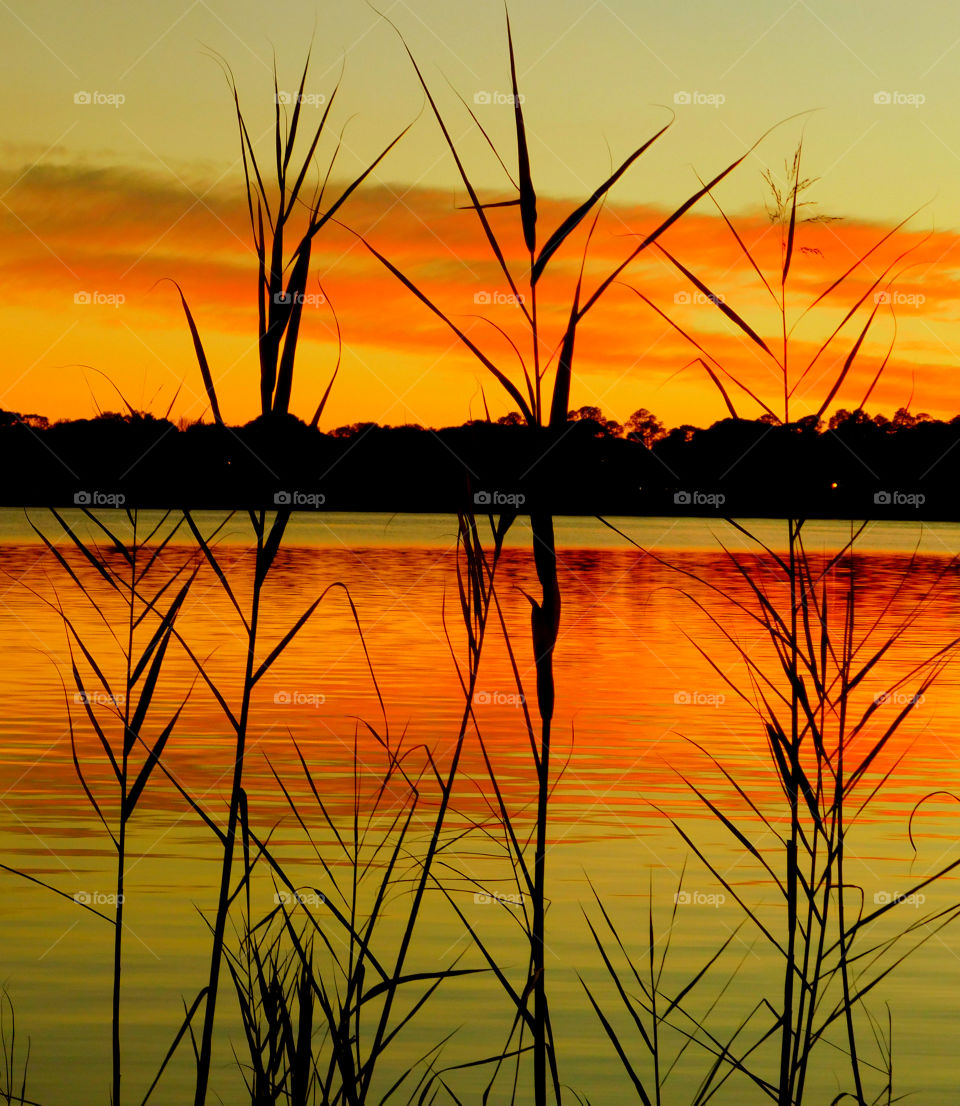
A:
[174, 53, 404, 425]
[166, 51, 406, 1103]
[5, 509, 197, 1106]
[584, 148, 960, 1104]
[353, 11, 768, 1099]
[4, 17, 959, 1106]
[182, 511, 393, 1105]
[221, 513, 518, 1103]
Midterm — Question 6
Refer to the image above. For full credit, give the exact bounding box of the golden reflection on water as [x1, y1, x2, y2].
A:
[1, 515, 960, 1103]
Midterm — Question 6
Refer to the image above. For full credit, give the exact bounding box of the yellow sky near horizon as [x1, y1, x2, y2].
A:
[3, 0, 960, 429]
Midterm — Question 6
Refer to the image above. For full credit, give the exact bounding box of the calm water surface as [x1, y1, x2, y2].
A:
[1, 512, 959, 1103]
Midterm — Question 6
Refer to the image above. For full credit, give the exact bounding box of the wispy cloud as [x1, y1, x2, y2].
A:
[0, 158, 957, 427]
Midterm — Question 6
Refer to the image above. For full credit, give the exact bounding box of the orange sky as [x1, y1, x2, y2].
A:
[2, 160, 959, 430]
[5, 1, 960, 430]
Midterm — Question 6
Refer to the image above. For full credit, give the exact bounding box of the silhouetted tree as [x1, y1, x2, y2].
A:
[890, 407, 932, 430]
[828, 408, 872, 431]
[658, 424, 698, 446]
[567, 405, 621, 437]
[625, 407, 665, 447]
[331, 421, 379, 439]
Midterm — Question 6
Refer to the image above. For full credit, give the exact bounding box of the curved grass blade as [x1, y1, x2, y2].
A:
[505, 9, 536, 256]
[160, 279, 224, 426]
[533, 122, 670, 285]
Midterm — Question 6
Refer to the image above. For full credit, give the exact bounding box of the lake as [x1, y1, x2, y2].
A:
[1, 511, 959, 1104]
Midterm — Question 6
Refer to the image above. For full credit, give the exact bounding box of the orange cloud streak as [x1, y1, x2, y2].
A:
[1, 161, 959, 429]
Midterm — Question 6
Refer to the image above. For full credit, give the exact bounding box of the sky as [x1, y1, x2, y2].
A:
[2, 0, 960, 429]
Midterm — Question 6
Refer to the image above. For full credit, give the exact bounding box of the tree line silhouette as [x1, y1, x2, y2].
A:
[0, 404, 954, 517]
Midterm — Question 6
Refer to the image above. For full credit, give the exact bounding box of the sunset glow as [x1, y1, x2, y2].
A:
[6, 5, 960, 1104]
[2, 174, 959, 429]
[3, 1, 960, 430]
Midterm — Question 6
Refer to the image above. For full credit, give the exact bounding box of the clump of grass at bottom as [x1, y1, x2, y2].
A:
[222, 512, 518, 1103]
[0, 990, 30, 1106]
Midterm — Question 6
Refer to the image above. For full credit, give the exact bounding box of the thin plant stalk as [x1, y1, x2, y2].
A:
[356, 11, 757, 1098]
[0, 991, 29, 1106]
[224, 511, 504, 1102]
[191, 508, 287, 1105]
[173, 53, 406, 425]
[598, 149, 959, 1101]
[20, 508, 194, 1105]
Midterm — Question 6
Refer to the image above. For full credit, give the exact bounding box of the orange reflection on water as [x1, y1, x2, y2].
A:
[4, 518, 960, 1103]
[1, 531, 960, 856]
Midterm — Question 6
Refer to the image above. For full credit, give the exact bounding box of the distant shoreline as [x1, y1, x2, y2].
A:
[0, 410, 955, 519]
